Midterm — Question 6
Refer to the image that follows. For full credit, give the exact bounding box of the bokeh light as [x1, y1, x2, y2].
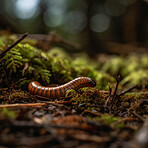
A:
[44, 10, 64, 27]
[45, 0, 67, 15]
[0, 0, 146, 45]
[14, 0, 40, 19]
[43, 0, 67, 27]
[90, 13, 110, 33]
[64, 10, 87, 33]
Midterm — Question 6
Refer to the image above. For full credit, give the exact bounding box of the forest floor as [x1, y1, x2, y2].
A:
[0, 32, 148, 148]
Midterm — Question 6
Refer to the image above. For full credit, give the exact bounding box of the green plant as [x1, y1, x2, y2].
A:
[3, 47, 25, 74]
[0, 108, 17, 119]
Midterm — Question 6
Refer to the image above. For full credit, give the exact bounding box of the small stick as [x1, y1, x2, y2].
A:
[117, 84, 138, 97]
[0, 100, 71, 108]
[81, 110, 102, 116]
[0, 32, 28, 58]
[22, 62, 29, 76]
[104, 86, 112, 108]
[110, 75, 120, 106]
[129, 110, 144, 121]
[0, 102, 47, 108]
[111, 117, 139, 126]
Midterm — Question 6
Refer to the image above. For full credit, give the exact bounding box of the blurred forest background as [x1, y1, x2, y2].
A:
[0, 0, 148, 53]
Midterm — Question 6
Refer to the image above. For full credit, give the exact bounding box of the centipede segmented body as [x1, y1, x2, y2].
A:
[28, 77, 96, 99]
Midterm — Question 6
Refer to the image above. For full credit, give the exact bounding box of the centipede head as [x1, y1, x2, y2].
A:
[87, 79, 96, 87]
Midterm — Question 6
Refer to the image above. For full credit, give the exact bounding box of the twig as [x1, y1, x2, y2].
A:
[99, 91, 109, 94]
[110, 75, 120, 108]
[117, 84, 138, 97]
[0, 100, 72, 108]
[111, 117, 139, 127]
[129, 110, 144, 121]
[72, 134, 110, 143]
[55, 100, 71, 104]
[0, 103, 47, 108]
[22, 62, 29, 76]
[104, 86, 112, 108]
[81, 110, 102, 116]
[0, 32, 28, 58]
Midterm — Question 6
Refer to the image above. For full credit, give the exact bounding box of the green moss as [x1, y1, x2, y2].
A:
[3, 47, 25, 74]
[0, 39, 5, 47]
[0, 34, 147, 90]
[100, 114, 119, 123]
[141, 54, 148, 68]
[0, 108, 17, 119]
[50, 56, 73, 81]
[68, 88, 106, 112]
[87, 69, 115, 90]
[101, 54, 148, 78]
[121, 69, 148, 87]
[1, 38, 52, 86]
[97, 114, 124, 128]
[47, 47, 71, 59]
[101, 56, 124, 75]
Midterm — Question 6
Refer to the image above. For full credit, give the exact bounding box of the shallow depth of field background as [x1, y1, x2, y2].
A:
[0, 0, 148, 53]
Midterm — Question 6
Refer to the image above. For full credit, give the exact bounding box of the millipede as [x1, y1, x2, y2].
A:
[28, 77, 96, 99]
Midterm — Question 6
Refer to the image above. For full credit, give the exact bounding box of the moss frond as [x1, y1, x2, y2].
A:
[3, 47, 24, 73]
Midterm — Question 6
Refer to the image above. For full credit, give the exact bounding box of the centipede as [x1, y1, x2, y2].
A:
[28, 77, 96, 99]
